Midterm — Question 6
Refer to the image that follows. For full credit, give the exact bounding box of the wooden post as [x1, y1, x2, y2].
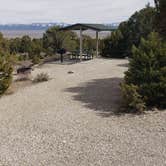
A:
[96, 31, 99, 57]
[80, 27, 83, 60]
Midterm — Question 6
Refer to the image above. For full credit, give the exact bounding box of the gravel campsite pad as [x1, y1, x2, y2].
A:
[0, 58, 166, 166]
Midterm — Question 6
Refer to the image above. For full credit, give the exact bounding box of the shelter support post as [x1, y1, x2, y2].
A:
[80, 27, 83, 60]
[96, 31, 99, 57]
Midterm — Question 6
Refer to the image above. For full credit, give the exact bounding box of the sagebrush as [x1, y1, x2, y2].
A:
[33, 73, 49, 83]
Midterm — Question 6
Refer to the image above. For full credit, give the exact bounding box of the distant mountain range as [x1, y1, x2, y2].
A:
[0, 23, 68, 30]
[0, 22, 119, 31]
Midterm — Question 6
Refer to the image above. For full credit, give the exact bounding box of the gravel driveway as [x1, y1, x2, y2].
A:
[0, 58, 166, 166]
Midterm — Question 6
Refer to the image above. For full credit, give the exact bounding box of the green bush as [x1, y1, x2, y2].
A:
[32, 55, 41, 64]
[121, 83, 146, 112]
[102, 30, 127, 58]
[122, 32, 166, 110]
[101, 5, 155, 58]
[33, 73, 49, 83]
[0, 52, 13, 95]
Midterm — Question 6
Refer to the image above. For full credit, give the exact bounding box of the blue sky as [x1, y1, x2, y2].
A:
[0, 0, 154, 24]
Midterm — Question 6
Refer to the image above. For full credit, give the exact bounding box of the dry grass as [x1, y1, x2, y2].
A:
[33, 72, 49, 83]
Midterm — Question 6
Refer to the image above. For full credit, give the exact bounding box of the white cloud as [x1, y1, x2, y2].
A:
[0, 0, 154, 24]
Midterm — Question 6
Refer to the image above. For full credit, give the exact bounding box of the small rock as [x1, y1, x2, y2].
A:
[63, 140, 67, 144]
[68, 71, 74, 74]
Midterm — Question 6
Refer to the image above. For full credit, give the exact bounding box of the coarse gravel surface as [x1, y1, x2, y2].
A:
[0, 58, 166, 166]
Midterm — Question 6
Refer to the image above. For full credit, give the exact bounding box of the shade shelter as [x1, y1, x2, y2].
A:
[61, 23, 116, 60]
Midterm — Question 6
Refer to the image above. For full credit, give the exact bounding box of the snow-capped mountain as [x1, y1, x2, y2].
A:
[0, 23, 69, 30]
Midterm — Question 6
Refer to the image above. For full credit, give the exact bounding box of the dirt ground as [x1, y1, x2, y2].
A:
[0, 58, 166, 166]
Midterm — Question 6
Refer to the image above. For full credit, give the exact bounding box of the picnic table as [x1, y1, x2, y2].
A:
[70, 50, 94, 60]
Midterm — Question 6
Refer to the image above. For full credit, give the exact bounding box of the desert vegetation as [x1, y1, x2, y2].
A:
[121, 32, 166, 112]
[33, 72, 49, 83]
[101, 4, 156, 58]
[8, 27, 96, 62]
[0, 33, 13, 96]
[0, 25, 96, 95]
[102, 0, 166, 112]
[122, 0, 166, 112]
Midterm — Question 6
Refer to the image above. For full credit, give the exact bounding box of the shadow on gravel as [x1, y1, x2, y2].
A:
[65, 77, 128, 117]
[117, 63, 129, 68]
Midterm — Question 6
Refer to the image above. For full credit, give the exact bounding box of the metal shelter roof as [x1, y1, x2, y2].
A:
[61, 23, 117, 31]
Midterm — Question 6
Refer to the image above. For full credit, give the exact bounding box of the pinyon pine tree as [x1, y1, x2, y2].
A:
[122, 32, 166, 111]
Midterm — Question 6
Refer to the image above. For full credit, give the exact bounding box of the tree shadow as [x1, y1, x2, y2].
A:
[117, 63, 129, 68]
[65, 77, 128, 117]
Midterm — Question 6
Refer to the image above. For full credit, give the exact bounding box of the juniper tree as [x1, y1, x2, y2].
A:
[122, 32, 166, 110]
